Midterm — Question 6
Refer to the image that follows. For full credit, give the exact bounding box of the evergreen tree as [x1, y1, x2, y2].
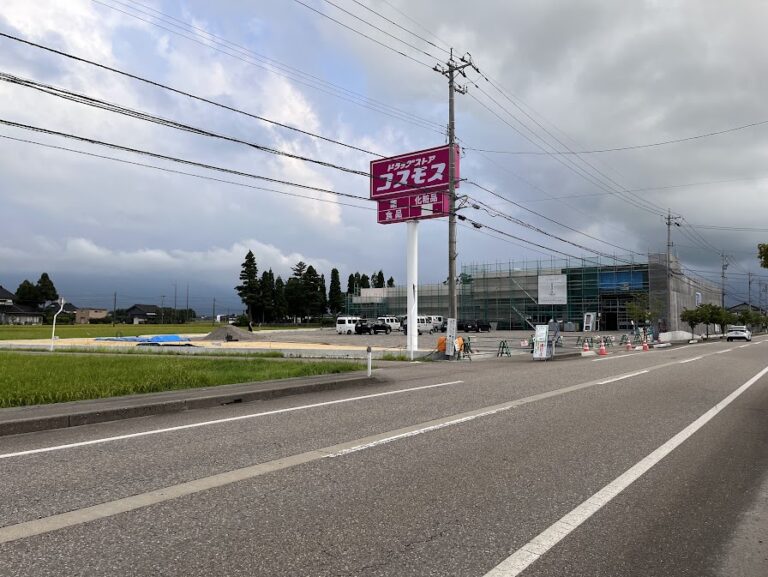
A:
[375, 270, 385, 289]
[274, 276, 288, 321]
[329, 268, 344, 314]
[360, 274, 371, 289]
[347, 273, 355, 295]
[285, 277, 304, 320]
[387, 276, 395, 288]
[36, 273, 59, 303]
[303, 265, 322, 317]
[319, 273, 328, 316]
[292, 261, 307, 279]
[15, 280, 40, 307]
[235, 250, 260, 321]
[259, 269, 276, 323]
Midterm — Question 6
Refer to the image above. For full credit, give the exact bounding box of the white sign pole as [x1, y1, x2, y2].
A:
[406, 220, 418, 360]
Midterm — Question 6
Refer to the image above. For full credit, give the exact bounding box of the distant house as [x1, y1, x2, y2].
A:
[0, 285, 44, 325]
[126, 304, 161, 324]
[75, 308, 109, 324]
[728, 302, 764, 315]
[45, 301, 78, 315]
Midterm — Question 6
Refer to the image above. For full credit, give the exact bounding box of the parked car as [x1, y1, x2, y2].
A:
[354, 319, 373, 335]
[336, 316, 360, 335]
[459, 319, 491, 332]
[726, 325, 752, 342]
[377, 316, 401, 331]
[370, 320, 391, 334]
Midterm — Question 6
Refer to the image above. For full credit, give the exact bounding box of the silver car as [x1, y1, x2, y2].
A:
[726, 325, 752, 342]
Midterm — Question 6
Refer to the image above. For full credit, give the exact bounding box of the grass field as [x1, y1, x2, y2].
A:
[0, 323, 311, 341]
[0, 352, 365, 407]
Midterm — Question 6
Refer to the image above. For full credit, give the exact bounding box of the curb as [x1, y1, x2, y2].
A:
[0, 374, 376, 437]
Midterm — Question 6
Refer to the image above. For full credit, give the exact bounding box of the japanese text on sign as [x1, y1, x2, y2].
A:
[370, 144, 460, 200]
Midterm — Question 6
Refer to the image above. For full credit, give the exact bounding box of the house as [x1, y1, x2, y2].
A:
[0, 285, 44, 325]
[125, 304, 161, 324]
[75, 308, 109, 324]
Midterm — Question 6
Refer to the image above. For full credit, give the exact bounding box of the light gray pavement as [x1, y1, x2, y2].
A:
[1, 337, 766, 576]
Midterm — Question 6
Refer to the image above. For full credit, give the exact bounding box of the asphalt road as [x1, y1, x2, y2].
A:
[1, 338, 767, 576]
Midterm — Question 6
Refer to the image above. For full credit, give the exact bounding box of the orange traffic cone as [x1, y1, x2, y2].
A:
[642, 339, 650, 352]
[583, 340, 590, 352]
[598, 339, 608, 356]
[625, 338, 632, 351]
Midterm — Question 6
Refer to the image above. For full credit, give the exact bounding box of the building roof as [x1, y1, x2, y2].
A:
[0, 285, 16, 301]
[0, 303, 43, 316]
[127, 304, 160, 315]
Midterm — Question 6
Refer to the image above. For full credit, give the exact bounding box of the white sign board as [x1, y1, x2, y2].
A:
[538, 274, 568, 305]
[533, 324, 550, 360]
[446, 318, 457, 356]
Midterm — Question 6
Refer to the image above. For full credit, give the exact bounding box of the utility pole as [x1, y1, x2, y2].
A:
[721, 254, 728, 309]
[112, 291, 117, 326]
[748, 272, 753, 310]
[212, 297, 216, 326]
[434, 50, 477, 321]
[185, 283, 189, 323]
[160, 295, 165, 324]
[665, 209, 681, 331]
[173, 282, 177, 325]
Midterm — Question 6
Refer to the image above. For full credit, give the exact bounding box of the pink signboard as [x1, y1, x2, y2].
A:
[370, 144, 460, 200]
[377, 191, 450, 224]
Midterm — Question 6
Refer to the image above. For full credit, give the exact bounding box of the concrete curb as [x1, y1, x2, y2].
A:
[0, 373, 376, 437]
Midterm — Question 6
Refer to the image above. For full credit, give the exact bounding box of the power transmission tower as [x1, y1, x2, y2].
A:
[434, 50, 477, 321]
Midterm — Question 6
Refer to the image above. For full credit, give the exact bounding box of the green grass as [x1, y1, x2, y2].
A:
[0, 352, 365, 407]
[0, 323, 314, 341]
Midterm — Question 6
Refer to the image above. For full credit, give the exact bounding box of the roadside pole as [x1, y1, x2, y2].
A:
[50, 298, 65, 352]
[406, 220, 418, 360]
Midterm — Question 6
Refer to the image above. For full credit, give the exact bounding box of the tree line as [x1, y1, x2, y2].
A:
[680, 303, 767, 338]
[11, 273, 59, 307]
[235, 251, 395, 322]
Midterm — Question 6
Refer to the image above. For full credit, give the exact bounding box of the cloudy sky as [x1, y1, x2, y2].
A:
[1, 0, 767, 312]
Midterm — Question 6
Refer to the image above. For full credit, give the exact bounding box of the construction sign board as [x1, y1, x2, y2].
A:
[538, 274, 568, 305]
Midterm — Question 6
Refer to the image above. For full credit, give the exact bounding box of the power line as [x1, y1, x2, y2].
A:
[289, 0, 437, 69]
[464, 117, 768, 155]
[345, 0, 450, 55]
[375, 0, 453, 52]
[0, 119, 377, 202]
[0, 72, 374, 178]
[81, 4, 444, 132]
[465, 180, 644, 257]
[0, 133, 374, 210]
[0, 32, 388, 157]
[316, 0, 444, 60]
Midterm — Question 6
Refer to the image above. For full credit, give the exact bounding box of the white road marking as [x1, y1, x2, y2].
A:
[0, 367, 683, 544]
[592, 352, 644, 362]
[717, 349, 733, 354]
[596, 370, 649, 384]
[739, 344, 751, 348]
[0, 380, 464, 460]
[679, 356, 703, 364]
[483, 364, 768, 577]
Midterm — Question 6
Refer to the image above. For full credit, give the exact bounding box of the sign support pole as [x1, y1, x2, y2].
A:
[407, 220, 418, 360]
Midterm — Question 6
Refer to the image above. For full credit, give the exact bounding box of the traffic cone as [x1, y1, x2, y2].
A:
[642, 339, 650, 352]
[598, 339, 608, 356]
[583, 340, 590, 352]
[625, 339, 632, 351]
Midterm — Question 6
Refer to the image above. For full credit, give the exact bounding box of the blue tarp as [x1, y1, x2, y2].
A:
[95, 335, 190, 343]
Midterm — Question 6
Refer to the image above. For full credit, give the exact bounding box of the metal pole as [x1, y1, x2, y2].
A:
[666, 209, 672, 331]
[721, 254, 728, 309]
[406, 220, 419, 360]
[748, 272, 753, 310]
[50, 298, 65, 352]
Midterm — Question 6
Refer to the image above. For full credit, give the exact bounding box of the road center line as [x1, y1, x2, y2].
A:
[592, 352, 644, 362]
[0, 380, 464, 460]
[717, 349, 733, 354]
[679, 356, 703, 364]
[597, 370, 649, 384]
[483, 364, 768, 577]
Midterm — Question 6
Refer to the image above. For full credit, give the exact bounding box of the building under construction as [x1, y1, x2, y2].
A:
[346, 254, 721, 332]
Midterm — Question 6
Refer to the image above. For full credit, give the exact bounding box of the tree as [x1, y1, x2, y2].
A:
[328, 268, 344, 315]
[274, 276, 288, 321]
[319, 273, 328, 317]
[680, 308, 701, 340]
[373, 270, 385, 289]
[696, 303, 722, 338]
[259, 270, 275, 323]
[36, 273, 58, 304]
[15, 280, 40, 307]
[625, 293, 662, 328]
[360, 274, 371, 289]
[235, 250, 260, 321]
[284, 277, 304, 320]
[347, 274, 356, 295]
[759, 243, 768, 268]
[303, 265, 323, 317]
[387, 276, 395, 288]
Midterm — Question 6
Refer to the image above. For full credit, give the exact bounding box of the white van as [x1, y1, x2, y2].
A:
[430, 315, 444, 331]
[377, 316, 401, 331]
[403, 316, 433, 335]
[336, 316, 360, 335]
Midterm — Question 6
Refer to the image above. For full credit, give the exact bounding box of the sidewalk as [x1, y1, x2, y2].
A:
[0, 372, 377, 437]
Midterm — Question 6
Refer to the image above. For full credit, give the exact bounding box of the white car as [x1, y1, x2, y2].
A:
[726, 325, 752, 342]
